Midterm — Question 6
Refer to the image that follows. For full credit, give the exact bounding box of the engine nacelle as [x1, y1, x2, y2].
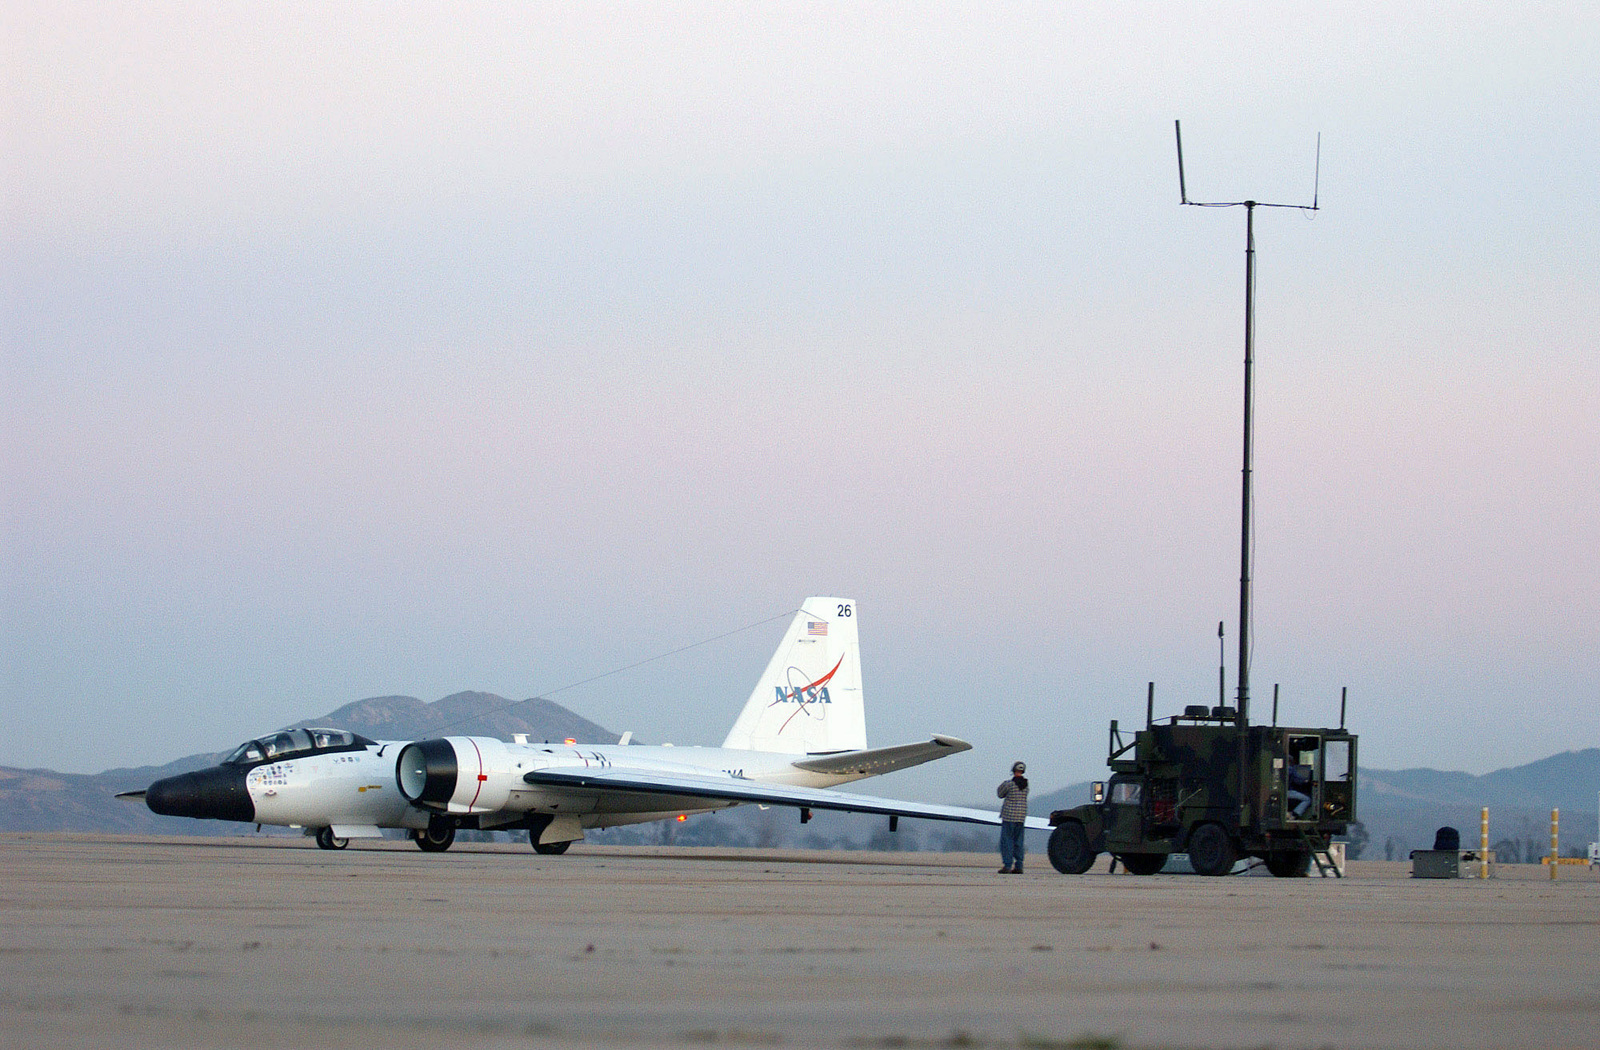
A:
[396, 736, 519, 814]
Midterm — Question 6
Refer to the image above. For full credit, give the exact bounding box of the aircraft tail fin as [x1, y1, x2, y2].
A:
[722, 598, 866, 754]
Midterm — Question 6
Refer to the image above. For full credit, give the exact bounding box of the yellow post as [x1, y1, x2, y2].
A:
[1480, 807, 1489, 879]
[1550, 808, 1560, 881]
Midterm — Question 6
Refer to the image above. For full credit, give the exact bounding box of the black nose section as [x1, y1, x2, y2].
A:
[145, 766, 254, 822]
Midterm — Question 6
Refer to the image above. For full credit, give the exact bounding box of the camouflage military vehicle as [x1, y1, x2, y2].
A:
[1046, 692, 1357, 877]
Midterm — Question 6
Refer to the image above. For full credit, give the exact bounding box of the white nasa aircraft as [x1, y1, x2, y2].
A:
[125, 598, 1050, 851]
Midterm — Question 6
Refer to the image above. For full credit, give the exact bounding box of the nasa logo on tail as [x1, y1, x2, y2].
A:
[770, 654, 843, 706]
[772, 685, 833, 705]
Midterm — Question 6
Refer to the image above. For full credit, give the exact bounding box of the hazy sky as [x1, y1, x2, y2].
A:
[4, 3, 1597, 804]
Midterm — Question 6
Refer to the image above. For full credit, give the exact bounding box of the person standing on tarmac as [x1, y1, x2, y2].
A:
[996, 761, 1029, 873]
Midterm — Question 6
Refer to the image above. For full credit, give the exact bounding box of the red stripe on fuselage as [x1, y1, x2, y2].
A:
[466, 738, 485, 809]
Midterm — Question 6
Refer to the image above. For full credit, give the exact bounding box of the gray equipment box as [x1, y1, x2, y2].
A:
[1410, 849, 1495, 878]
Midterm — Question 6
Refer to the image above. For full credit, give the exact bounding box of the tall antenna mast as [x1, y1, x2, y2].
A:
[1174, 120, 1320, 728]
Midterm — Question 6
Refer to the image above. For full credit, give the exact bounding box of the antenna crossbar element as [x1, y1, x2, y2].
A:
[1172, 119, 1321, 726]
[1176, 120, 1188, 204]
[1173, 120, 1321, 213]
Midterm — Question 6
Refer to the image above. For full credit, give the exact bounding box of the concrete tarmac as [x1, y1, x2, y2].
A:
[1, 834, 1596, 1050]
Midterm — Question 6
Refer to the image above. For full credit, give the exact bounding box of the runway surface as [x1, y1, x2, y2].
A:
[1, 834, 1596, 1049]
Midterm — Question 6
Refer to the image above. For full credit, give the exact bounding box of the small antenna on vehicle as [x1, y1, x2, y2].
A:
[1174, 120, 1321, 728]
[1217, 621, 1226, 709]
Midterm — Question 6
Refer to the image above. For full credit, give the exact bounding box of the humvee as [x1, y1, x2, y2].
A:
[1047, 690, 1356, 877]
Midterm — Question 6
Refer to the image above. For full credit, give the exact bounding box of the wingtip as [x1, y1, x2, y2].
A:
[930, 735, 973, 751]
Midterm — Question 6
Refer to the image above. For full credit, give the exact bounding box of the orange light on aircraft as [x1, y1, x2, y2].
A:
[676, 814, 687, 822]
[563, 738, 576, 745]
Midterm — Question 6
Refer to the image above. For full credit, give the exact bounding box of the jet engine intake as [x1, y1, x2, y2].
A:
[396, 739, 457, 808]
[395, 736, 515, 814]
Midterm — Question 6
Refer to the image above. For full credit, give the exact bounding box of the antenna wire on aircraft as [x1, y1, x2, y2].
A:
[426, 606, 803, 737]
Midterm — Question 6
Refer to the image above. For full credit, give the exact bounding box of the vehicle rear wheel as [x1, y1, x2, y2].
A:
[1119, 853, 1166, 876]
[1187, 823, 1238, 876]
[1265, 848, 1312, 877]
[413, 820, 456, 852]
[314, 826, 348, 850]
[531, 838, 571, 855]
[1047, 822, 1098, 874]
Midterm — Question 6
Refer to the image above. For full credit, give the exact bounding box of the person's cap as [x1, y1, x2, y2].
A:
[1011, 761, 1026, 773]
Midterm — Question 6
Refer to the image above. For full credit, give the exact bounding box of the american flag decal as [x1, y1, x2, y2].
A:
[807, 621, 828, 637]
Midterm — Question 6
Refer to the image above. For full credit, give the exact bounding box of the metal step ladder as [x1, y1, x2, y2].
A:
[1301, 831, 1343, 877]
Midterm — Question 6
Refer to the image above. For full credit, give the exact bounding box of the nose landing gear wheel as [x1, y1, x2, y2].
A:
[314, 827, 348, 850]
[531, 838, 571, 855]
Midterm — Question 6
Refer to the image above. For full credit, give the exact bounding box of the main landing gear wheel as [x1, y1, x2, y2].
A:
[412, 819, 456, 852]
[1047, 822, 1099, 874]
[1265, 848, 1312, 877]
[531, 837, 571, 855]
[1119, 853, 1167, 876]
[1187, 823, 1239, 876]
[314, 827, 348, 851]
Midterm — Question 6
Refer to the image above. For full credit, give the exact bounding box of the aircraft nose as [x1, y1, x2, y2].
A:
[145, 766, 254, 822]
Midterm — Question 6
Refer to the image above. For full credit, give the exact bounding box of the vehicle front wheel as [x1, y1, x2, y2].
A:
[413, 820, 456, 852]
[314, 827, 348, 851]
[1119, 853, 1167, 876]
[1186, 823, 1238, 876]
[531, 838, 572, 855]
[1047, 822, 1099, 874]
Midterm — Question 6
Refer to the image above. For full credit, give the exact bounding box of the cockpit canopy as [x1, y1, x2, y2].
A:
[222, 727, 376, 767]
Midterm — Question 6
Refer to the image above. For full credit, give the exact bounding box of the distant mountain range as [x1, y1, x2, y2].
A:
[3, 691, 1595, 858]
[1354, 752, 1600, 860]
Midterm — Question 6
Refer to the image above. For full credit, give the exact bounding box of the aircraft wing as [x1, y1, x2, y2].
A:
[523, 766, 1052, 831]
[789, 735, 972, 776]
